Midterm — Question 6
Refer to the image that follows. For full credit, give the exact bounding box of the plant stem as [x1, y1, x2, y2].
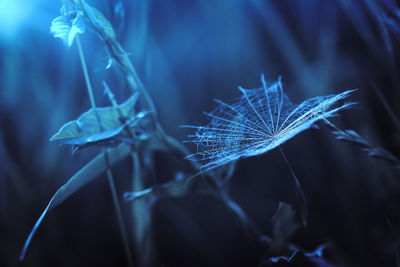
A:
[278, 146, 308, 228]
[105, 152, 134, 267]
[76, 36, 96, 109]
[131, 151, 152, 267]
[122, 54, 156, 115]
[76, 35, 134, 267]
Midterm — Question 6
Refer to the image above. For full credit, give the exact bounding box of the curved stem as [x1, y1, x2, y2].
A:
[278, 146, 308, 228]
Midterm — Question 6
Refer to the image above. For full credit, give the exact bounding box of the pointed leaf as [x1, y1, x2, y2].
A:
[50, 93, 149, 151]
[19, 143, 130, 260]
[19, 133, 171, 261]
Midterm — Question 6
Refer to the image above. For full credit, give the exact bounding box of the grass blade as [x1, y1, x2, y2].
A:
[19, 143, 131, 260]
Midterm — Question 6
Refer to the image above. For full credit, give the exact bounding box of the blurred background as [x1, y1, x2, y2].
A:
[1, 0, 400, 266]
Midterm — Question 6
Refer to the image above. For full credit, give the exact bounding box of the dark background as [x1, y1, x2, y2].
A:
[1, 0, 400, 266]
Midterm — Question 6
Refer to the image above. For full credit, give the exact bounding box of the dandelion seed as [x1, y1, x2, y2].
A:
[183, 75, 356, 172]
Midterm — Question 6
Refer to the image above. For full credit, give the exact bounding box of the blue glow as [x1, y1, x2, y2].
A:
[0, 0, 36, 41]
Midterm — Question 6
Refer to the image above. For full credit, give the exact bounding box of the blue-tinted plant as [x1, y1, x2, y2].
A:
[183, 75, 355, 173]
[20, 1, 205, 265]
[181, 75, 355, 226]
[19, 1, 162, 265]
[329, 124, 400, 171]
[19, 1, 360, 266]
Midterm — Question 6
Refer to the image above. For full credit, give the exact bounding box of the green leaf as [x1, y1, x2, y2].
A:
[50, 93, 149, 151]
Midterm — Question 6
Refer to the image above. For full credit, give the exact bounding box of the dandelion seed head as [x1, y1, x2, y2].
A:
[183, 75, 356, 172]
